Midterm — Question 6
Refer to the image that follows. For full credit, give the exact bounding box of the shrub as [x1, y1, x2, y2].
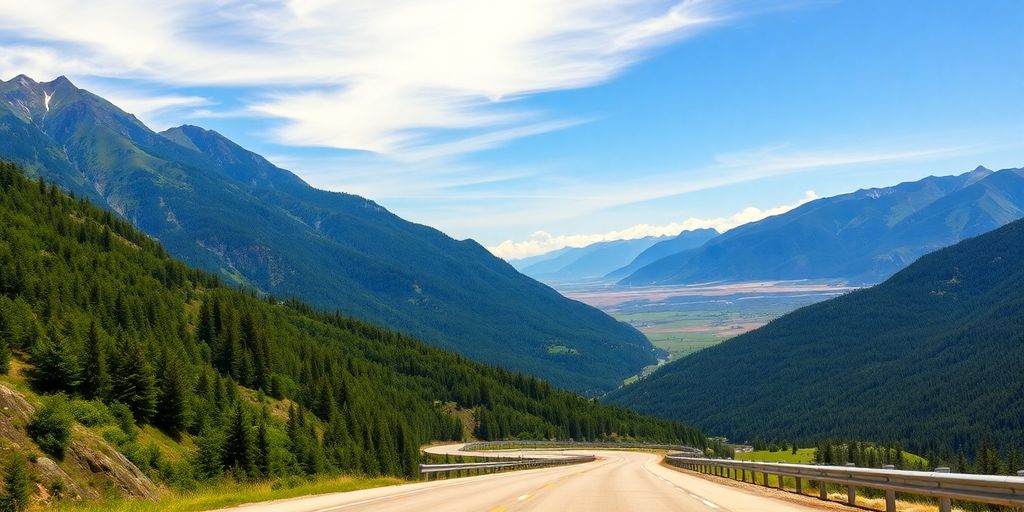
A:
[68, 399, 114, 427]
[108, 401, 137, 441]
[27, 394, 74, 459]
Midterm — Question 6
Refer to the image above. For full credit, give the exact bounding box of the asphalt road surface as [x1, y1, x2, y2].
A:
[211, 447, 827, 512]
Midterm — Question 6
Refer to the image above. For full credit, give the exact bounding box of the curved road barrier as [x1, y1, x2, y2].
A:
[420, 441, 701, 479]
[462, 440, 704, 455]
[419, 454, 596, 479]
[666, 455, 1024, 512]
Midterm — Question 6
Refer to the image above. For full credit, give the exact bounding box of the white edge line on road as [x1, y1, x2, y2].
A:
[642, 460, 723, 511]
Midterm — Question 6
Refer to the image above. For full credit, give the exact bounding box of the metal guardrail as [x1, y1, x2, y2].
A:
[463, 440, 704, 455]
[419, 441, 701, 479]
[419, 454, 595, 479]
[665, 455, 1024, 512]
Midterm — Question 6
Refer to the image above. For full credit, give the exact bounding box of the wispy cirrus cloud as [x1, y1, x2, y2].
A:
[488, 190, 820, 259]
[0, 0, 771, 159]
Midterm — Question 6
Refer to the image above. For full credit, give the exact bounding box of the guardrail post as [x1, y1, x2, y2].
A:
[819, 479, 827, 501]
[795, 476, 802, 494]
[762, 471, 770, 487]
[935, 467, 951, 512]
[883, 465, 896, 512]
[846, 463, 857, 506]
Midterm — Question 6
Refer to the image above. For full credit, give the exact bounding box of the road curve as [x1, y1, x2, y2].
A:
[211, 447, 827, 512]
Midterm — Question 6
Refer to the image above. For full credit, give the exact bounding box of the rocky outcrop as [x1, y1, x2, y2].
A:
[68, 433, 159, 500]
[0, 383, 159, 501]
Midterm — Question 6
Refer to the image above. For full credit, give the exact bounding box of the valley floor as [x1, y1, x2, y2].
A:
[556, 280, 858, 361]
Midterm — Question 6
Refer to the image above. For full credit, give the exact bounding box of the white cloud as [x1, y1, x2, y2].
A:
[489, 190, 819, 259]
[95, 91, 211, 130]
[0, 0, 769, 158]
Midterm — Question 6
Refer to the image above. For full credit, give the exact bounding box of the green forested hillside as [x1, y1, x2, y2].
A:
[0, 162, 706, 497]
[0, 75, 654, 394]
[610, 217, 1024, 459]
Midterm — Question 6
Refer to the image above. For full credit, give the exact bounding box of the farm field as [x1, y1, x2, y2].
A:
[558, 280, 857, 362]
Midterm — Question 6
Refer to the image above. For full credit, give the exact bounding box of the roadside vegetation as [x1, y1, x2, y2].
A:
[53, 475, 401, 512]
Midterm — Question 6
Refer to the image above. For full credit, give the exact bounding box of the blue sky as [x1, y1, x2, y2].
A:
[1, 0, 1021, 259]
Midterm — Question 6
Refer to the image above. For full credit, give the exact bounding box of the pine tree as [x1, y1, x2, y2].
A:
[256, 411, 271, 478]
[28, 329, 81, 393]
[1006, 447, 1021, 476]
[195, 425, 224, 478]
[156, 351, 190, 435]
[375, 421, 400, 476]
[82, 321, 111, 400]
[111, 335, 158, 423]
[2, 452, 30, 512]
[196, 300, 216, 346]
[398, 423, 420, 479]
[223, 405, 257, 478]
[0, 336, 10, 376]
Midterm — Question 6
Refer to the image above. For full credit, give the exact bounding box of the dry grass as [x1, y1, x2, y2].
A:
[52, 475, 403, 512]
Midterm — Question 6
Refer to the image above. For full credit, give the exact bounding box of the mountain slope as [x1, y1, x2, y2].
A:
[621, 167, 1024, 285]
[604, 228, 718, 279]
[509, 247, 575, 271]
[609, 217, 1024, 455]
[0, 161, 707, 503]
[520, 236, 668, 282]
[0, 75, 655, 394]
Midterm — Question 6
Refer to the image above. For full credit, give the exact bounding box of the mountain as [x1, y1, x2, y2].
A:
[0, 75, 656, 394]
[620, 167, 1024, 285]
[609, 217, 1024, 455]
[519, 236, 669, 282]
[0, 161, 707, 502]
[509, 246, 575, 271]
[604, 228, 719, 279]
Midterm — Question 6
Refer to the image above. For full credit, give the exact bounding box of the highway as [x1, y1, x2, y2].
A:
[211, 446, 827, 512]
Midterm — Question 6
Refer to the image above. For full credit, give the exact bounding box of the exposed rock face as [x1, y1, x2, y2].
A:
[0, 383, 159, 501]
[68, 433, 160, 500]
[35, 457, 97, 500]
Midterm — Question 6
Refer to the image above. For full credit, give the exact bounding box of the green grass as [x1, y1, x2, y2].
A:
[612, 309, 764, 361]
[736, 448, 928, 467]
[736, 448, 817, 464]
[54, 475, 403, 512]
[545, 344, 579, 355]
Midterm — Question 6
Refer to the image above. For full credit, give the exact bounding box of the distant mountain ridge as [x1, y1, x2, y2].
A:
[609, 217, 1024, 455]
[518, 236, 669, 282]
[620, 167, 1024, 285]
[604, 228, 718, 279]
[0, 74, 656, 394]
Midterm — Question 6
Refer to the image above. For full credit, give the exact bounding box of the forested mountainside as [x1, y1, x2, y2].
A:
[0, 162, 707, 500]
[610, 217, 1024, 460]
[621, 167, 1024, 285]
[0, 75, 654, 394]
